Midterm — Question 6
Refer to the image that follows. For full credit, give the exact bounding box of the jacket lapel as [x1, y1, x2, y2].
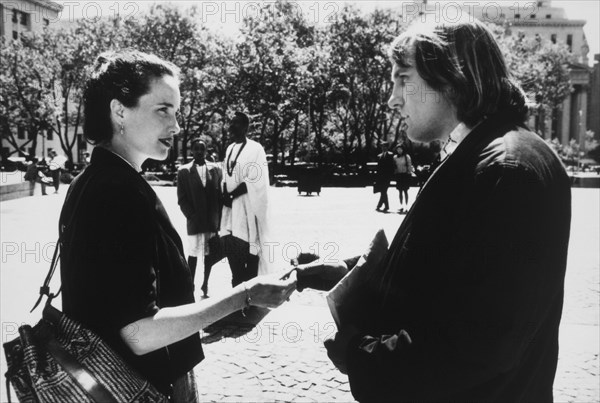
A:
[189, 163, 205, 189]
[392, 113, 522, 246]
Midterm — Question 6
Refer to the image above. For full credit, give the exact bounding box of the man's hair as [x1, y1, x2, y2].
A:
[191, 138, 206, 148]
[388, 17, 529, 126]
[232, 111, 250, 128]
[82, 50, 180, 145]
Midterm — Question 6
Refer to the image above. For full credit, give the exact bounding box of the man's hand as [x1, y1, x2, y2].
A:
[324, 324, 361, 374]
[222, 191, 233, 207]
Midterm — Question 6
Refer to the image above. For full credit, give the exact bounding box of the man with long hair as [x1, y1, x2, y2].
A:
[319, 15, 571, 402]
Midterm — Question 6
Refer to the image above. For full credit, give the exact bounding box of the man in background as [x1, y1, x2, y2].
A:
[220, 112, 272, 287]
[177, 139, 223, 297]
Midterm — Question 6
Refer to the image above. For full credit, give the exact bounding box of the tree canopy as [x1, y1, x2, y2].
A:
[0, 1, 574, 168]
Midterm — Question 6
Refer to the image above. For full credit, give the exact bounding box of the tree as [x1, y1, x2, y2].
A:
[236, 0, 313, 166]
[326, 6, 404, 168]
[0, 36, 58, 160]
[496, 27, 574, 138]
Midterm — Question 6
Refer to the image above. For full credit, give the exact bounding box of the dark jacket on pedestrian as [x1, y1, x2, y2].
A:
[374, 151, 395, 193]
[345, 111, 571, 402]
[177, 161, 222, 235]
[59, 147, 204, 396]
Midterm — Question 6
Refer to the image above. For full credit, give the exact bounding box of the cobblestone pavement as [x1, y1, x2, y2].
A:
[1, 186, 598, 402]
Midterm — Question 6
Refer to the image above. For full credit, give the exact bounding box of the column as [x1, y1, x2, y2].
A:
[579, 87, 589, 154]
[561, 93, 571, 146]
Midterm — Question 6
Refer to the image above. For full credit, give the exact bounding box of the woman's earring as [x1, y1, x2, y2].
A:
[120, 122, 124, 136]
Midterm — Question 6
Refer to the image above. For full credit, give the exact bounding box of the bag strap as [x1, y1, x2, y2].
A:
[46, 329, 118, 403]
[30, 172, 95, 312]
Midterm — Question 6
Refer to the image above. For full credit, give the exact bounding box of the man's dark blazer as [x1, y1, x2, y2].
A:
[345, 112, 572, 402]
[177, 161, 222, 235]
[374, 151, 396, 193]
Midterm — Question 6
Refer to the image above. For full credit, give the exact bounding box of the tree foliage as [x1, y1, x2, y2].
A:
[1, 1, 575, 168]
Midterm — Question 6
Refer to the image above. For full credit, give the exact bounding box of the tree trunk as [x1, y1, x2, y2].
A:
[291, 114, 299, 167]
[272, 117, 279, 165]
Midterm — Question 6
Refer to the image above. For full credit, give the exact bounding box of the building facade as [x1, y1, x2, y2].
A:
[589, 54, 600, 140]
[0, 0, 61, 40]
[0, 0, 67, 163]
[460, 0, 594, 145]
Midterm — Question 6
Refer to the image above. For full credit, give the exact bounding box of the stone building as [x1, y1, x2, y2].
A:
[0, 0, 66, 163]
[0, 0, 62, 39]
[460, 0, 594, 145]
[589, 54, 600, 140]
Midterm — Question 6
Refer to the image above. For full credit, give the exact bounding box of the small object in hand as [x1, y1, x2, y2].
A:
[241, 282, 252, 317]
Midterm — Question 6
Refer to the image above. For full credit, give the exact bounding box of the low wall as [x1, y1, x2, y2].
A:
[569, 174, 600, 188]
[0, 182, 30, 202]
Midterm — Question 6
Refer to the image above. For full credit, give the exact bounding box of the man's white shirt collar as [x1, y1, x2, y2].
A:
[439, 122, 471, 161]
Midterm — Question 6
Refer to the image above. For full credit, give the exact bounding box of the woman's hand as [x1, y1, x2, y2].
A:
[245, 269, 297, 309]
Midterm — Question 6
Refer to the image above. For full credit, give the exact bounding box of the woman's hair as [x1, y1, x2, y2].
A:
[82, 50, 180, 145]
[388, 17, 529, 126]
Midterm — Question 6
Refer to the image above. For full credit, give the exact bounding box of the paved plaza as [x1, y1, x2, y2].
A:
[1, 183, 598, 402]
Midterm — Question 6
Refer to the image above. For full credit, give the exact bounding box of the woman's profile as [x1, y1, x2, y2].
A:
[59, 50, 296, 402]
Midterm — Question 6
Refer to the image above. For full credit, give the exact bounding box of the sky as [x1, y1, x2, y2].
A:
[55, 1, 599, 66]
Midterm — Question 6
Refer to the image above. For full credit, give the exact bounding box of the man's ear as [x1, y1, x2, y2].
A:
[110, 99, 125, 121]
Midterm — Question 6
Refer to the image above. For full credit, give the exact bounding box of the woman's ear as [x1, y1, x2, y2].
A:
[110, 99, 125, 122]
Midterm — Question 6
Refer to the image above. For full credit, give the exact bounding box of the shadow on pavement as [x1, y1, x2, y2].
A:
[201, 307, 271, 344]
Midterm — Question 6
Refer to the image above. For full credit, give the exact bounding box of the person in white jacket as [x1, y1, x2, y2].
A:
[220, 112, 272, 287]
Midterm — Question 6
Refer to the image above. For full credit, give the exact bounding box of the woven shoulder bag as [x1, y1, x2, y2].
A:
[3, 174, 168, 403]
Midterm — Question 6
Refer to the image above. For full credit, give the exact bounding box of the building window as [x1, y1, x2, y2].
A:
[12, 10, 18, 23]
[17, 126, 25, 139]
[500, 13, 505, 18]
[567, 34, 573, 51]
[12, 31, 18, 40]
[515, 13, 520, 19]
[537, 1, 543, 6]
[46, 129, 53, 141]
[551, 34, 557, 44]
[43, 18, 49, 27]
[530, 14, 536, 19]
[20, 12, 29, 27]
[546, 14, 552, 19]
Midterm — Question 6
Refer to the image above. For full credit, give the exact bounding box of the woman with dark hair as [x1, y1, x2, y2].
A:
[392, 145, 414, 213]
[59, 50, 296, 402]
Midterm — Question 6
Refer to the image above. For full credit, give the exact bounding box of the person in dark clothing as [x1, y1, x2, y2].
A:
[177, 139, 223, 297]
[393, 144, 414, 213]
[24, 157, 48, 196]
[59, 50, 296, 402]
[297, 16, 571, 402]
[48, 150, 67, 193]
[374, 142, 395, 211]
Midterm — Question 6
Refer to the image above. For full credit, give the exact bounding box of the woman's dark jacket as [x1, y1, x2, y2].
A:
[346, 112, 572, 402]
[59, 147, 204, 395]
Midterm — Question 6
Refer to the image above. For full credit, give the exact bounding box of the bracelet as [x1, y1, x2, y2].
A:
[241, 283, 252, 317]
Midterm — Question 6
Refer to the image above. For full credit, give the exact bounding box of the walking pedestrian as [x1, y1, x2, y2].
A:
[393, 144, 414, 213]
[24, 157, 48, 196]
[373, 142, 395, 211]
[48, 150, 67, 193]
